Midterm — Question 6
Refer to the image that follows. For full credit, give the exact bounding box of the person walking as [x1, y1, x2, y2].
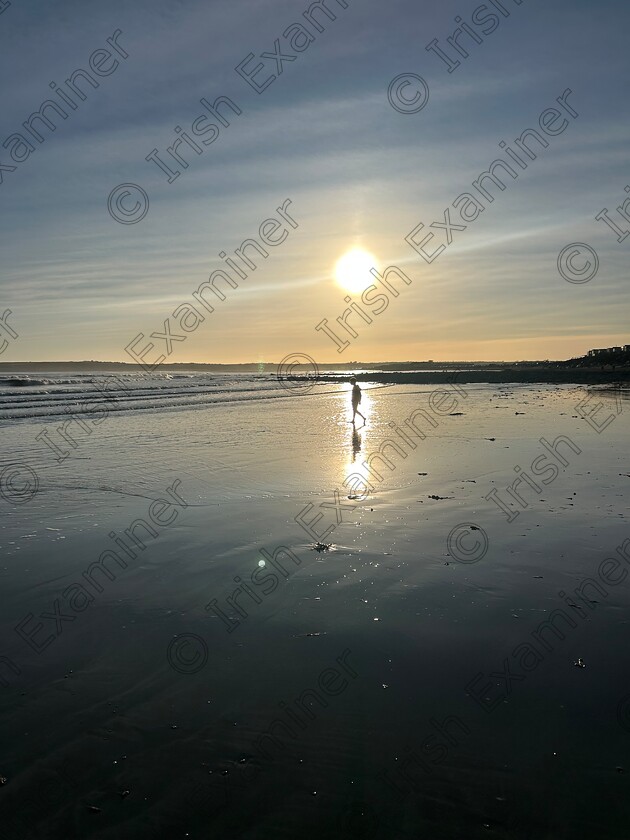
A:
[351, 377, 365, 425]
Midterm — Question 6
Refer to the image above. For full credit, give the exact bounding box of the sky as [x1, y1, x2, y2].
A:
[1, 0, 629, 364]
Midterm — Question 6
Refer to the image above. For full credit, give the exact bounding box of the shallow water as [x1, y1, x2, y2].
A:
[0, 381, 628, 838]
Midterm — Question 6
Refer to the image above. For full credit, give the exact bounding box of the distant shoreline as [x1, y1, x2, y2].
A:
[317, 369, 630, 386]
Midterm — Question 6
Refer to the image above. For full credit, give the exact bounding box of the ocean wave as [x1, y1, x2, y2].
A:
[0, 372, 340, 424]
[0, 376, 94, 388]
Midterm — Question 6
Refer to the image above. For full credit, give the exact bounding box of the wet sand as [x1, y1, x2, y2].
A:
[0, 382, 629, 838]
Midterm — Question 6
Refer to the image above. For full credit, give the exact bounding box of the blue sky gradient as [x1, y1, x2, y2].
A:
[1, 0, 628, 362]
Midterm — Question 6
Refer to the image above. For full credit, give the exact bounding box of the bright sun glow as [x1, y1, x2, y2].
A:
[334, 248, 378, 295]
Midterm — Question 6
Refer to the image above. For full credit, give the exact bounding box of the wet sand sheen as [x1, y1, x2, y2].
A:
[0, 383, 628, 838]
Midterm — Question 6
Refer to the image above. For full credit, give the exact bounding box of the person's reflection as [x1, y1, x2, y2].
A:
[351, 426, 362, 462]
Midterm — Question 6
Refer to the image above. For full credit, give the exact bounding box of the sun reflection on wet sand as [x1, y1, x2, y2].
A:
[343, 385, 379, 497]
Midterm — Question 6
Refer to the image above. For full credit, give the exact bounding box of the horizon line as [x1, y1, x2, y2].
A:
[0, 357, 590, 367]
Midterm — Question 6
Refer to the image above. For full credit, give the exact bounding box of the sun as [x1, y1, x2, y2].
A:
[334, 248, 378, 295]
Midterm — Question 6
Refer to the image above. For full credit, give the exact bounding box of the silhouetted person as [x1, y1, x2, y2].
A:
[351, 377, 365, 425]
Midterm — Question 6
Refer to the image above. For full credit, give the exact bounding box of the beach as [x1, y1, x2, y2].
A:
[0, 374, 629, 838]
